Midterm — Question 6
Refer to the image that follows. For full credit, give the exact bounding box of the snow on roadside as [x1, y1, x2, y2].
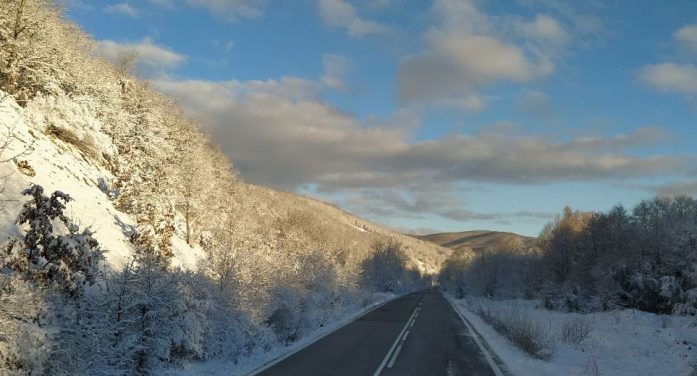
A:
[166, 292, 399, 376]
[450, 297, 697, 376]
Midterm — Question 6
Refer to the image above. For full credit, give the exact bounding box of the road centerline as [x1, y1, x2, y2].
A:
[372, 303, 419, 376]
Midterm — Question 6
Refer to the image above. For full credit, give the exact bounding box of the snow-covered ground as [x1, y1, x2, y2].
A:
[166, 292, 399, 376]
[0, 91, 204, 270]
[451, 297, 697, 376]
[0, 93, 138, 268]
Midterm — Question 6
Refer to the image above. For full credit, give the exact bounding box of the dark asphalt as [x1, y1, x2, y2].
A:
[254, 290, 503, 376]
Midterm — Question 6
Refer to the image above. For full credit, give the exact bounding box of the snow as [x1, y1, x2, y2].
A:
[450, 296, 697, 376]
[170, 235, 204, 270]
[166, 292, 399, 376]
[0, 92, 136, 268]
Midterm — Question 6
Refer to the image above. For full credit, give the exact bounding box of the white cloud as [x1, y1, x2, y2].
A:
[103, 3, 139, 17]
[317, 0, 390, 37]
[639, 63, 697, 94]
[515, 89, 554, 120]
[321, 54, 350, 89]
[515, 14, 570, 47]
[147, 0, 266, 19]
[94, 38, 186, 77]
[185, 0, 266, 19]
[675, 25, 697, 54]
[152, 76, 687, 191]
[397, 0, 567, 108]
[149, 72, 691, 223]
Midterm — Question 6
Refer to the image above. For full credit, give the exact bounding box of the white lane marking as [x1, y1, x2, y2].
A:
[403, 330, 410, 340]
[373, 306, 419, 376]
[409, 319, 415, 327]
[414, 312, 419, 318]
[444, 294, 505, 376]
[386, 344, 403, 368]
[248, 294, 406, 376]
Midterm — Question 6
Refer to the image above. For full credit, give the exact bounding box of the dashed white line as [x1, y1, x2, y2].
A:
[403, 330, 410, 340]
[387, 344, 403, 368]
[373, 306, 418, 376]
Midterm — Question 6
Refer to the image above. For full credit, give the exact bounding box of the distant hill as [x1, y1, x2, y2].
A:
[413, 230, 537, 254]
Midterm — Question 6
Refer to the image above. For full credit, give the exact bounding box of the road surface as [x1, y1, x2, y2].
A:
[254, 289, 506, 376]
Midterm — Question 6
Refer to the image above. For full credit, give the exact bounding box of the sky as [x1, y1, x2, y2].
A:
[64, 0, 697, 236]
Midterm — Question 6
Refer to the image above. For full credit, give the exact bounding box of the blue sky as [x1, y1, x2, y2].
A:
[66, 0, 697, 236]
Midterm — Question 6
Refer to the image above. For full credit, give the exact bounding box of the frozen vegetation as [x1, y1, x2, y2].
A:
[0, 1, 448, 374]
[439, 194, 697, 374]
[452, 297, 697, 376]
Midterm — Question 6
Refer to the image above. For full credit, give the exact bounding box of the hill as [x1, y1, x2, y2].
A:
[0, 2, 450, 374]
[414, 230, 536, 254]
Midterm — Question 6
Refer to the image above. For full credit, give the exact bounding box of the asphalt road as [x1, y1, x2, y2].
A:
[254, 289, 505, 376]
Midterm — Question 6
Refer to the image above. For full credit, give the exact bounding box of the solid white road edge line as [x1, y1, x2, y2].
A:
[444, 294, 505, 376]
[373, 306, 419, 376]
[247, 294, 405, 376]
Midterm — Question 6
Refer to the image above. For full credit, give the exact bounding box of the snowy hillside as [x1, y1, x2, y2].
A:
[0, 92, 138, 268]
[0, 2, 454, 374]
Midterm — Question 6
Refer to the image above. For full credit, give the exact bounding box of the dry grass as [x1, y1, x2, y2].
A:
[560, 317, 594, 345]
[474, 301, 554, 360]
[45, 124, 100, 160]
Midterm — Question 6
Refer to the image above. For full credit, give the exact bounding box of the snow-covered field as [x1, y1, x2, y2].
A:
[167, 292, 399, 376]
[451, 297, 697, 376]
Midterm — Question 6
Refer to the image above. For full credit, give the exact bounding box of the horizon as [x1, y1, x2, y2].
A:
[64, 0, 697, 237]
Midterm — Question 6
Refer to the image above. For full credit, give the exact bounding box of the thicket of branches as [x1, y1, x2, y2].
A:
[440, 197, 697, 315]
[0, 1, 430, 374]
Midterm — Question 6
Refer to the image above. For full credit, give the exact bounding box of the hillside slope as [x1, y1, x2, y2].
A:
[0, 2, 452, 374]
[414, 230, 536, 254]
[0, 90, 450, 273]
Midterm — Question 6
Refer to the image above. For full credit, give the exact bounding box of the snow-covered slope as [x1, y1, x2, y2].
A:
[0, 92, 137, 268]
[0, 90, 449, 273]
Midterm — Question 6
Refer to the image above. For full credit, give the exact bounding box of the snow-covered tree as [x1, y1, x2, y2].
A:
[2, 185, 103, 297]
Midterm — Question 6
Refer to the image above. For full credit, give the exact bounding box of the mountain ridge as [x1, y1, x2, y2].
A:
[412, 230, 537, 254]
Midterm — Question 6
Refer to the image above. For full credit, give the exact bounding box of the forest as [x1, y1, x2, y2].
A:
[440, 197, 697, 315]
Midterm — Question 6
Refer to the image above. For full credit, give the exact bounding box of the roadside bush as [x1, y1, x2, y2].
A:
[474, 301, 554, 360]
[560, 317, 593, 345]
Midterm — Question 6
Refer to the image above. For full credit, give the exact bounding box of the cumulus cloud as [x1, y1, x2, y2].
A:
[342, 188, 553, 223]
[153, 77, 689, 191]
[321, 54, 350, 89]
[639, 63, 697, 94]
[94, 38, 186, 77]
[147, 0, 266, 19]
[185, 0, 266, 19]
[397, 0, 568, 108]
[644, 180, 697, 197]
[317, 0, 390, 37]
[103, 3, 139, 17]
[675, 25, 697, 54]
[150, 72, 692, 225]
[515, 89, 553, 119]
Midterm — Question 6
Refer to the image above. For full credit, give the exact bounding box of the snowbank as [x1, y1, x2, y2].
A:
[451, 297, 697, 376]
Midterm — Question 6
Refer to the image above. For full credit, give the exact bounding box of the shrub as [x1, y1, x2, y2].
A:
[45, 124, 100, 160]
[560, 317, 593, 345]
[474, 301, 554, 360]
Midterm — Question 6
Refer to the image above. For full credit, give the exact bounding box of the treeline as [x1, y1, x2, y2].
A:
[0, 1, 428, 374]
[440, 196, 697, 315]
